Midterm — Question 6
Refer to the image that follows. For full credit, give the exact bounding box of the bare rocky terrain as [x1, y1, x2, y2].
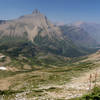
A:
[0, 51, 100, 100]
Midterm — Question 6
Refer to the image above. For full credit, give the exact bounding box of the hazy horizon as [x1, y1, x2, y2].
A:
[0, 0, 100, 24]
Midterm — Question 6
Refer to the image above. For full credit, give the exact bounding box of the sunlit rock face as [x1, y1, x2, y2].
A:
[0, 9, 62, 42]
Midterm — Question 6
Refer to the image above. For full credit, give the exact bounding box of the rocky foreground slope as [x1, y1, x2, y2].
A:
[0, 51, 100, 99]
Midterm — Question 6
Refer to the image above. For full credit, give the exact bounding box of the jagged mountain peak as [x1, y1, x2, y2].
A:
[0, 11, 95, 58]
[0, 10, 85, 57]
[32, 9, 40, 14]
[0, 10, 62, 42]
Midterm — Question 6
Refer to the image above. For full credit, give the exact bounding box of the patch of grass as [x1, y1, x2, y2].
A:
[0, 57, 6, 62]
[44, 87, 61, 92]
[0, 90, 23, 95]
[70, 86, 100, 100]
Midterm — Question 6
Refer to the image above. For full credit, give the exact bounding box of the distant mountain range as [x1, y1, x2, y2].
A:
[0, 9, 99, 59]
[59, 25, 97, 48]
[72, 22, 100, 44]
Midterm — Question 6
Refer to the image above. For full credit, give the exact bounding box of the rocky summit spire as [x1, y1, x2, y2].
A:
[32, 9, 40, 14]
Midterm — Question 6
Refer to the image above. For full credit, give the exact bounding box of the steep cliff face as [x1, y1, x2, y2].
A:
[0, 9, 62, 42]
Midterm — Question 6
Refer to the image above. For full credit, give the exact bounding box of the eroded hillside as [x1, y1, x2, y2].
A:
[0, 50, 100, 99]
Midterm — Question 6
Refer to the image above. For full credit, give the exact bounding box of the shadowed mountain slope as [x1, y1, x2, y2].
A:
[72, 22, 100, 44]
[60, 25, 97, 48]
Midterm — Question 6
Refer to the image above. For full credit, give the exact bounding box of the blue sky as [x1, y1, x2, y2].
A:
[0, 0, 100, 23]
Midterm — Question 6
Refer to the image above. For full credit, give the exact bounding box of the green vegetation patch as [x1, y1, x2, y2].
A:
[70, 86, 100, 100]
